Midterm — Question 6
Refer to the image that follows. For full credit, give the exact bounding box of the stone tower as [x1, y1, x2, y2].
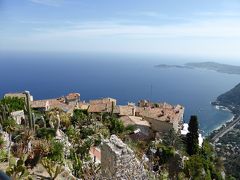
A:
[101, 135, 147, 179]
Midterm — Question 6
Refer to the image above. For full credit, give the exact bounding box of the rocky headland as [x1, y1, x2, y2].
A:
[156, 62, 240, 75]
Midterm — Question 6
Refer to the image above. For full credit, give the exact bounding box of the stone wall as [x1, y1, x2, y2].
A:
[101, 135, 147, 179]
[144, 117, 174, 133]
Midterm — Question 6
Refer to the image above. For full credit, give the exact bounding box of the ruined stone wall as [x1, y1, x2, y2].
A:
[101, 135, 147, 179]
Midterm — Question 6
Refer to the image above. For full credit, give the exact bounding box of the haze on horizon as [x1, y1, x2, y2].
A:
[1, 0, 240, 61]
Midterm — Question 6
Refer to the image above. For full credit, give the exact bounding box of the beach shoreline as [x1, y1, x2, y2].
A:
[208, 102, 239, 139]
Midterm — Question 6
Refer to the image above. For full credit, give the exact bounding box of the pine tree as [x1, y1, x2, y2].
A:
[186, 115, 199, 155]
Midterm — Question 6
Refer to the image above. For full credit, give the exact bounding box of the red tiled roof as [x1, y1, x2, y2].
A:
[65, 93, 80, 101]
[138, 103, 184, 123]
[31, 98, 75, 113]
[88, 103, 112, 113]
[89, 98, 116, 105]
[31, 100, 48, 108]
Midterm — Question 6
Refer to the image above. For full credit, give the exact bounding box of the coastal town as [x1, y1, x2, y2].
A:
[0, 90, 224, 180]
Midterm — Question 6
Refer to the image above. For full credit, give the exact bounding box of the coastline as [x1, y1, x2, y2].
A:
[212, 113, 235, 132]
[214, 105, 231, 112]
[208, 102, 237, 137]
[208, 100, 240, 142]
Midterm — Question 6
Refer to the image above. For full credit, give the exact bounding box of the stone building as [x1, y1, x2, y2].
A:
[88, 97, 117, 114]
[119, 116, 152, 140]
[64, 93, 80, 105]
[11, 110, 25, 125]
[137, 103, 184, 133]
[101, 135, 147, 179]
[4, 91, 33, 102]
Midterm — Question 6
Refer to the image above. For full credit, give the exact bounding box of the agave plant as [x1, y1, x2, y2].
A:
[21, 129, 34, 154]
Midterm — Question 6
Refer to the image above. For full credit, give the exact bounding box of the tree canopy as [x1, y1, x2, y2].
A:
[186, 115, 199, 156]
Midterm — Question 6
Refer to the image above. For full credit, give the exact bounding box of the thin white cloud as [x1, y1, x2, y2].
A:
[29, 0, 64, 7]
[195, 11, 240, 18]
[24, 18, 240, 39]
[118, 11, 166, 18]
[2, 11, 240, 58]
[117, 11, 187, 21]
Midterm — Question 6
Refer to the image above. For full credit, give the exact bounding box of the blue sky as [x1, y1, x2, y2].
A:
[1, 0, 240, 59]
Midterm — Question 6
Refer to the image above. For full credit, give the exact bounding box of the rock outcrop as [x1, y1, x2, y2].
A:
[101, 135, 147, 179]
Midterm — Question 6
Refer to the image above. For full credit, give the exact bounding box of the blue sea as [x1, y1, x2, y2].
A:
[0, 52, 239, 135]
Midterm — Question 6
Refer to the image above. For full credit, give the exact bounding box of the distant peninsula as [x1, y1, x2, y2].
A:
[155, 64, 191, 69]
[155, 62, 240, 75]
[186, 62, 240, 75]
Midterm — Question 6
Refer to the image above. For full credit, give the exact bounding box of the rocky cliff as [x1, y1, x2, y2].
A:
[101, 135, 147, 179]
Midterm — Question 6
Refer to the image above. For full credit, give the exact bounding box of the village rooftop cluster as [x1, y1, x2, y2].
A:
[0, 91, 209, 179]
[5, 91, 185, 142]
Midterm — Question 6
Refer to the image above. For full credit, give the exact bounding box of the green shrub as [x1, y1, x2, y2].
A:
[80, 127, 94, 139]
[0, 149, 7, 162]
[36, 128, 55, 140]
[185, 155, 213, 180]
[48, 140, 64, 163]
[105, 117, 124, 135]
[71, 109, 88, 127]
[125, 125, 136, 133]
[156, 145, 175, 164]
[0, 134, 5, 148]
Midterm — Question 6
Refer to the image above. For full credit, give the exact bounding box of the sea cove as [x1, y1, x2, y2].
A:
[0, 53, 239, 135]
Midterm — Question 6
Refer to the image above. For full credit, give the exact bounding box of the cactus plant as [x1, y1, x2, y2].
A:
[0, 104, 10, 125]
[23, 91, 33, 131]
[72, 151, 83, 178]
[40, 116, 46, 128]
[41, 157, 62, 180]
[6, 156, 31, 180]
[55, 113, 61, 137]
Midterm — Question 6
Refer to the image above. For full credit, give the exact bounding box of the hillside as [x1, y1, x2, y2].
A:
[211, 83, 240, 179]
[213, 83, 240, 113]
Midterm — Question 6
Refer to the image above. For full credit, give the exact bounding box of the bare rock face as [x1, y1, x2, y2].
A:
[101, 135, 147, 179]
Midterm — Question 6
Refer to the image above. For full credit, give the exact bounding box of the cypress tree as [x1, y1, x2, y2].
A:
[186, 115, 199, 155]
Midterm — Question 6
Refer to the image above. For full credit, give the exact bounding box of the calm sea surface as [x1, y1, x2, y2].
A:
[0, 53, 239, 135]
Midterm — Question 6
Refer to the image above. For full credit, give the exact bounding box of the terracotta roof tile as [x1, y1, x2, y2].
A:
[138, 103, 184, 123]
